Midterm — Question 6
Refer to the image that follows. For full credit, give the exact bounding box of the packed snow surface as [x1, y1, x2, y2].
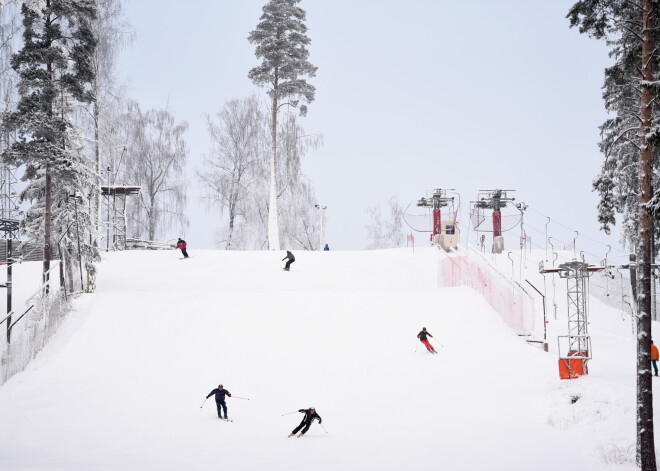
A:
[0, 248, 647, 470]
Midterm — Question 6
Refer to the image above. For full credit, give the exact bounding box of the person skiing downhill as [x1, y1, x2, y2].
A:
[288, 407, 322, 437]
[176, 238, 189, 258]
[417, 327, 437, 353]
[282, 251, 295, 271]
[652, 340, 659, 377]
[206, 384, 232, 419]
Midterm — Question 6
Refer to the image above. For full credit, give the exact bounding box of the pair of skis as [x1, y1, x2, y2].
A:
[200, 395, 250, 422]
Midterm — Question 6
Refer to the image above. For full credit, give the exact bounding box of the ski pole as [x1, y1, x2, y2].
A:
[281, 411, 299, 416]
[319, 423, 328, 434]
[232, 396, 250, 400]
[200, 398, 207, 409]
[432, 339, 444, 348]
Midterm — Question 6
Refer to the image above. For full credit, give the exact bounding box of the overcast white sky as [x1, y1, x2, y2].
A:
[115, 0, 629, 260]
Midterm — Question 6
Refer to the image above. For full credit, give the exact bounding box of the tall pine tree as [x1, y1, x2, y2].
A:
[248, 0, 317, 250]
[568, 1, 660, 469]
[2, 0, 99, 290]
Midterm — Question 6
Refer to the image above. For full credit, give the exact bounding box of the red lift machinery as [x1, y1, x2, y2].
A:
[409, 189, 460, 251]
[471, 189, 519, 254]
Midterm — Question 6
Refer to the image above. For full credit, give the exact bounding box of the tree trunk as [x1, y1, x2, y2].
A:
[44, 169, 52, 293]
[93, 97, 101, 248]
[227, 188, 237, 250]
[44, 13, 53, 293]
[637, 2, 657, 469]
[268, 93, 280, 250]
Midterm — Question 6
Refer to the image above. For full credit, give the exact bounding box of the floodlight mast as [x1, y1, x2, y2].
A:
[416, 188, 454, 238]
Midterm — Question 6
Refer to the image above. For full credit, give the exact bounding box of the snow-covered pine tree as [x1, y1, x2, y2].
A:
[568, 1, 660, 469]
[248, 0, 317, 251]
[121, 101, 188, 242]
[2, 0, 99, 291]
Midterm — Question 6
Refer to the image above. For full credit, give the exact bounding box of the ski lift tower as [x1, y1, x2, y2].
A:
[539, 260, 606, 379]
[472, 189, 515, 254]
[101, 184, 141, 251]
[416, 188, 454, 241]
[0, 162, 19, 343]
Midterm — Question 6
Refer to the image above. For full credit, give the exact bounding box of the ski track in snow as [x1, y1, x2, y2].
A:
[0, 247, 647, 470]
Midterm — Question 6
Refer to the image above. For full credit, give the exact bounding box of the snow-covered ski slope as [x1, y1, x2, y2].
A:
[0, 248, 644, 470]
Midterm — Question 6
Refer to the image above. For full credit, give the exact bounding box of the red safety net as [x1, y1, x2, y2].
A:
[438, 253, 534, 336]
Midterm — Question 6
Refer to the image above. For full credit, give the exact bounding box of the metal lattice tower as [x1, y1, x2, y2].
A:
[558, 260, 593, 378]
[559, 261, 590, 355]
[539, 260, 597, 379]
[0, 163, 19, 239]
[101, 185, 140, 251]
[0, 162, 19, 344]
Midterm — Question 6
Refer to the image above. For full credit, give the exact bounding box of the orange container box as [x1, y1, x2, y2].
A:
[558, 358, 587, 380]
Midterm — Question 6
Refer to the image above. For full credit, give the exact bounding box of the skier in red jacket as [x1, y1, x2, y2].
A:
[176, 238, 189, 258]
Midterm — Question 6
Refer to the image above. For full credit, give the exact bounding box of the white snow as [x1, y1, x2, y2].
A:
[0, 247, 649, 470]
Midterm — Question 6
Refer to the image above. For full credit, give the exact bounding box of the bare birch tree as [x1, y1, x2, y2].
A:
[199, 97, 322, 250]
[197, 96, 265, 249]
[122, 101, 189, 241]
[366, 197, 404, 249]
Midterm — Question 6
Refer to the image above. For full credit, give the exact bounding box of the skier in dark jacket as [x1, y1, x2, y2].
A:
[323, 244, 330, 251]
[417, 327, 436, 353]
[289, 407, 322, 437]
[282, 251, 295, 271]
[176, 238, 189, 258]
[206, 384, 232, 419]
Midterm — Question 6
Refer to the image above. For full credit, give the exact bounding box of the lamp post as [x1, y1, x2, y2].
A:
[314, 204, 327, 251]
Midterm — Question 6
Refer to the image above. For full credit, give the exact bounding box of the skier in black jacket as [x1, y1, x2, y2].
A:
[206, 384, 232, 419]
[289, 407, 322, 437]
[417, 327, 437, 353]
[282, 251, 295, 271]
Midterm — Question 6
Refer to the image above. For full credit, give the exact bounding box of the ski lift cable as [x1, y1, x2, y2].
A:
[521, 220, 607, 262]
[526, 205, 628, 257]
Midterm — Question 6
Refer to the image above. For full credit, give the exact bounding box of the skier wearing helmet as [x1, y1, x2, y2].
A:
[288, 407, 322, 437]
[417, 327, 437, 353]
